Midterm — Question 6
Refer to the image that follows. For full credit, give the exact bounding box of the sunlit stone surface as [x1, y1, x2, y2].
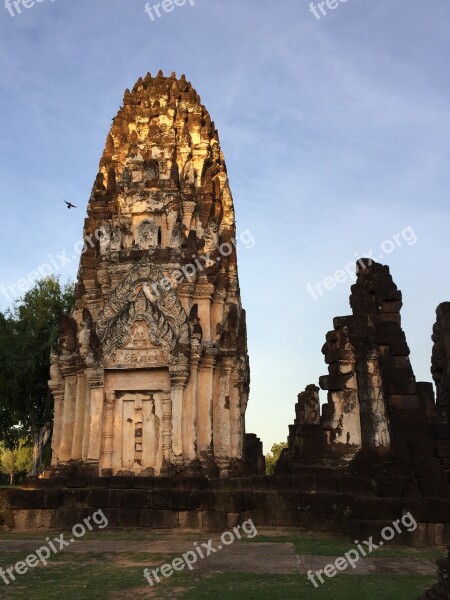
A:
[49, 72, 251, 478]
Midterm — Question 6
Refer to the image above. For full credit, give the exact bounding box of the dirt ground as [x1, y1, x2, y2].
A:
[0, 530, 438, 576]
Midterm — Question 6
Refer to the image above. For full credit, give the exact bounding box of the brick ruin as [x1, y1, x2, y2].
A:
[0, 77, 449, 551]
[48, 72, 253, 479]
[278, 259, 442, 468]
[276, 259, 450, 544]
[1, 262, 449, 546]
[277, 259, 450, 482]
[432, 302, 450, 423]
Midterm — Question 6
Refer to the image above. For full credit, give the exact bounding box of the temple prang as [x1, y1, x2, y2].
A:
[49, 72, 252, 478]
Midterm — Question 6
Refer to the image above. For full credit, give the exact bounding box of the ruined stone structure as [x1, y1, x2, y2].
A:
[2, 258, 449, 543]
[430, 304, 450, 503]
[49, 72, 251, 478]
[279, 260, 421, 463]
[2, 76, 449, 546]
[277, 260, 450, 500]
[432, 302, 450, 423]
[244, 434, 266, 476]
[281, 385, 323, 469]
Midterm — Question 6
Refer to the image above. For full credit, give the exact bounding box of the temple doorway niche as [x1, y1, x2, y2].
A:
[104, 369, 170, 475]
[119, 392, 162, 471]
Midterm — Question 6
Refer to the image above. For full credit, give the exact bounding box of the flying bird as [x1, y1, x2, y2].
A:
[64, 200, 77, 209]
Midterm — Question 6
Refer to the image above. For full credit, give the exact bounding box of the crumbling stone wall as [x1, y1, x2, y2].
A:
[244, 434, 266, 476]
[2, 475, 449, 547]
[432, 302, 450, 422]
[278, 260, 445, 490]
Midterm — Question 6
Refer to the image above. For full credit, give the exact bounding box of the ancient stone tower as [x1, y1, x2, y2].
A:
[49, 71, 250, 478]
[277, 260, 442, 473]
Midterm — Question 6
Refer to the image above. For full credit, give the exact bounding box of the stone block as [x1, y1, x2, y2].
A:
[351, 497, 402, 521]
[13, 509, 52, 530]
[109, 477, 134, 489]
[173, 477, 208, 491]
[348, 519, 406, 546]
[435, 441, 450, 458]
[429, 498, 450, 523]
[170, 490, 192, 511]
[88, 489, 111, 508]
[101, 508, 120, 527]
[338, 477, 374, 495]
[201, 511, 227, 531]
[121, 490, 150, 510]
[148, 490, 172, 510]
[315, 473, 339, 493]
[152, 509, 178, 529]
[267, 476, 293, 490]
[191, 491, 212, 511]
[119, 509, 140, 527]
[245, 509, 268, 527]
[44, 490, 65, 509]
[179, 511, 202, 529]
[66, 476, 88, 488]
[418, 478, 449, 498]
[109, 489, 128, 508]
[377, 479, 403, 498]
[132, 478, 155, 490]
[226, 512, 242, 529]
[434, 523, 450, 545]
[400, 498, 432, 522]
[404, 522, 435, 547]
[152, 478, 176, 489]
[292, 473, 315, 492]
[138, 509, 153, 528]
[250, 476, 269, 490]
[5, 489, 46, 510]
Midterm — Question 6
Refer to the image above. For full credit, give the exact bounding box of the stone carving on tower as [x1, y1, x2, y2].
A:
[49, 71, 251, 477]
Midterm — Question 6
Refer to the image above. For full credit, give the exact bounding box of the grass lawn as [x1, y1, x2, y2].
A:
[176, 573, 437, 600]
[0, 528, 445, 560]
[0, 529, 442, 598]
[241, 531, 446, 559]
[0, 552, 437, 599]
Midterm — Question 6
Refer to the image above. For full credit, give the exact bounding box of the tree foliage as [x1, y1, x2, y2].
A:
[0, 277, 75, 475]
[265, 442, 288, 475]
[0, 440, 33, 485]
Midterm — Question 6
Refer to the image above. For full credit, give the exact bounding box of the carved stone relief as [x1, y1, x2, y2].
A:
[136, 219, 159, 250]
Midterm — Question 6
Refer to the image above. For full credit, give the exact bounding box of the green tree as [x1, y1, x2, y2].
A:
[0, 277, 75, 476]
[0, 312, 18, 448]
[0, 441, 33, 485]
[265, 442, 288, 475]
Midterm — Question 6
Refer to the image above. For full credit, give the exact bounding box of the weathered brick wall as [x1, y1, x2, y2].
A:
[1, 474, 449, 547]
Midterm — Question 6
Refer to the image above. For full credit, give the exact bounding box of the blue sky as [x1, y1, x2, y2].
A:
[1, 0, 449, 454]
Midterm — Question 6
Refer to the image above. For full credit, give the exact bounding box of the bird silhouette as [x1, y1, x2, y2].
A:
[64, 200, 77, 209]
